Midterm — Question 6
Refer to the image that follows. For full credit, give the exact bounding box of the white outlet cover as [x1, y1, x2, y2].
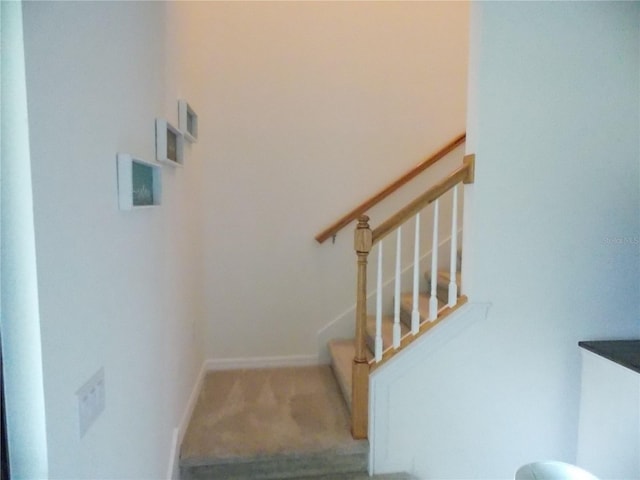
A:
[76, 367, 105, 437]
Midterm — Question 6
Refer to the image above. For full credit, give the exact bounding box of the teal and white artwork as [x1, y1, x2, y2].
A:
[117, 153, 162, 210]
[132, 161, 155, 206]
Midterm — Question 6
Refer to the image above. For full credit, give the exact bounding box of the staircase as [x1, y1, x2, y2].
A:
[179, 135, 473, 479]
[328, 253, 464, 415]
[321, 149, 474, 439]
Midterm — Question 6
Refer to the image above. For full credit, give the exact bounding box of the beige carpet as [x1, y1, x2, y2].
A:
[181, 366, 365, 463]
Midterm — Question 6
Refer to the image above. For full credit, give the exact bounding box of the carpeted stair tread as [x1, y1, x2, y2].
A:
[365, 315, 410, 353]
[430, 270, 462, 285]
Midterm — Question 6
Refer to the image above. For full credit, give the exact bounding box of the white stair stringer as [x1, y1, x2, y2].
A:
[368, 302, 491, 476]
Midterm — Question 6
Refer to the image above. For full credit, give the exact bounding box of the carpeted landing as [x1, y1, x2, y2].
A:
[180, 366, 416, 480]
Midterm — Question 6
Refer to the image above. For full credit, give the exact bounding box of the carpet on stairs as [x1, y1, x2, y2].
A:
[180, 365, 370, 480]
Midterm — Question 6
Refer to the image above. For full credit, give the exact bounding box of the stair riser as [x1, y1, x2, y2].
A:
[399, 308, 411, 329]
[181, 451, 368, 480]
[399, 305, 425, 330]
[365, 334, 373, 356]
[330, 362, 352, 413]
[328, 340, 356, 411]
[295, 474, 417, 480]
[426, 271, 462, 305]
[424, 278, 450, 304]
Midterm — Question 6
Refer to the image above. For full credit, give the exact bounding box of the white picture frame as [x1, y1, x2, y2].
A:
[155, 118, 185, 166]
[178, 100, 198, 143]
[117, 153, 162, 210]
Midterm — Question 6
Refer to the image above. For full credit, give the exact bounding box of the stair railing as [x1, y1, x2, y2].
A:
[315, 133, 466, 244]
[350, 154, 475, 439]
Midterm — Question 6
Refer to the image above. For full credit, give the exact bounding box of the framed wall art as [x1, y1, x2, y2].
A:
[178, 100, 198, 143]
[155, 118, 184, 166]
[117, 153, 162, 210]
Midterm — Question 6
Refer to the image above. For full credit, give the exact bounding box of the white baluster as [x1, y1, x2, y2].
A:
[448, 185, 458, 307]
[375, 241, 383, 361]
[429, 200, 439, 321]
[393, 227, 402, 348]
[411, 213, 420, 334]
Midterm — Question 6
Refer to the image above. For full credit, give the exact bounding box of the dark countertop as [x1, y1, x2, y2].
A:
[579, 340, 640, 374]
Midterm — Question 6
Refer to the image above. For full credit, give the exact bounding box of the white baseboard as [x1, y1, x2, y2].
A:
[206, 354, 320, 371]
[166, 428, 180, 480]
[166, 360, 208, 480]
[179, 362, 207, 443]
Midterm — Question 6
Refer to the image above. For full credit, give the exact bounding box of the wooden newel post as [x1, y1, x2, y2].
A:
[352, 215, 372, 439]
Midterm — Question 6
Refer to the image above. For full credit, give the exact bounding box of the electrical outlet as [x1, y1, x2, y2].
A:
[76, 367, 105, 437]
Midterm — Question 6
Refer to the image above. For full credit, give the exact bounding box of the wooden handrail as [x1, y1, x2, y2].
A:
[371, 154, 475, 244]
[315, 133, 466, 244]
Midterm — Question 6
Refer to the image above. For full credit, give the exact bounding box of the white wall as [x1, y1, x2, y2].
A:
[1, 2, 49, 477]
[20, 2, 204, 478]
[177, 1, 469, 360]
[371, 2, 640, 478]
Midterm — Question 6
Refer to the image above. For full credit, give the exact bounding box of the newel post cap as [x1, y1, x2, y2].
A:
[354, 215, 372, 253]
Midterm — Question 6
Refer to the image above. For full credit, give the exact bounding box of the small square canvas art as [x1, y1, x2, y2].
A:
[155, 118, 184, 166]
[167, 129, 178, 162]
[179, 100, 198, 143]
[117, 153, 162, 210]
